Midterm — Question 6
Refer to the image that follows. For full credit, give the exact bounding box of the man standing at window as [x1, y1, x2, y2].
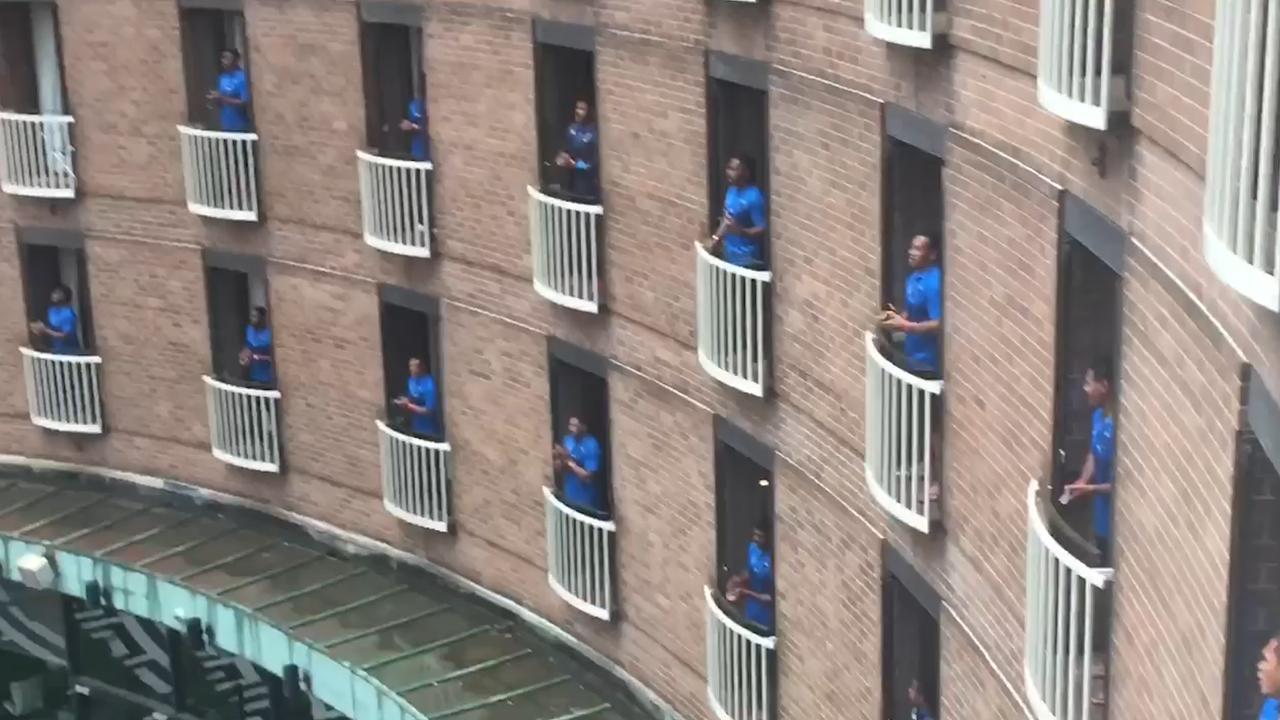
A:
[881, 234, 942, 375]
[394, 357, 440, 439]
[708, 155, 767, 269]
[1258, 634, 1280, 720]
[907, 679, 935, 720]
[399, 98, 430, 162]
[207, 48, 250, 132]
[726, 522, 774, 633]
[552, 417, 603, 513]
[554, 99, 598, 200]
[238, 306, 273, 387]
[28, 284, 79, 354]
[1062, 357, 1116, 565]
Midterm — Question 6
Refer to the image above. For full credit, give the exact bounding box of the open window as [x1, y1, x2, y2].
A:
[204, 251, 271, 387]
[359, 3, 424, 158]
[707, 52, 769, 268]
[533, 20, 597, 202]
[18, 228, 95, 354]
[547, 339, 611, 517]
[882, 545, 941, 720]
[713, 417, 775, 631]
[0, 0, 75, 199]
[179, 5, 250, 131]
[1048, 194, 1124, 567]
[1224, 372, 1280, 720]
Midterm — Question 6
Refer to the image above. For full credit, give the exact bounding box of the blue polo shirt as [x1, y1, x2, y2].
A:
[565, 121, 598, 198]
[1260, 698, 1279, 720]
[406, 373, 440, 437]
[744, 541, 774, 631]
[407, 99, 429, 162]
[904, 265, 942, 373]
[46, 304, 79, 354]
[1090, 408, 1116, 540]
[244, 325, 273, 385]
[721, 184, 767, 268]
[561, 433, 602, 511]
[217, 68, 251, 132]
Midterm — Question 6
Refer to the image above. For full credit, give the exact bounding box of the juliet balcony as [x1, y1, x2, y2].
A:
[528, 185, 604, 313]
[377, 419, 451, 532]
[203, 375, 282, 473]
[178, 125, 260, 222]
[695, 242, 772, 397]
[358, 150, 435, 257]
[19, 347, 103, 434]
[0, 112, 76, 199]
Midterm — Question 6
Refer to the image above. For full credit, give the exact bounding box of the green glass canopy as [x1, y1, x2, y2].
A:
[0, 472, 649, 720]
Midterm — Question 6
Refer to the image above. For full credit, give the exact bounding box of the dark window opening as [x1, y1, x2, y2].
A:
[548, 348, 611, 518]
[534, 40, 598, 203]
[880, 136, 944, 376]
[379, 293, 444, 439]
[204, 258, 272, 388]
[19, 241, 95, 354]
[180, 8, 251, 130]
[1049, 236, 1120, 566]
[713, 423, 775, 635]
[0, 1, 67, 115]
[707, 76, 769, 269]
[359, 20, 424, 158]
[882, 572, 940, 720]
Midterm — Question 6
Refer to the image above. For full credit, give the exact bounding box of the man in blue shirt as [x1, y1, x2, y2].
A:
[238, 306, 274, 386]
[554, 99, 598, 200]
[907, 679, 935, 720]
[28, 284, 79, 354]
[552, 416, 603, 513]
[207, 48, 251, 132]
[708, 155, 767, 269]
[1258, 634, 1280, 720]
[393, 357, 440, 438]
[881, 234, 943, 375]
[1063, 357, 1116, 565]
[726, 523, 774, 632]
[399, 98, 430, 162]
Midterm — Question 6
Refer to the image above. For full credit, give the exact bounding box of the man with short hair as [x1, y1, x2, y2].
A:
[207, 48, 250, 132]
[552, 417, 602, 513]
[881, 234, 943, 375]
[1258, 633, 1280, 720]
[1063, 357, 1116, 565]
[393, 357, 440, 438]
[28, 284, 79, 354]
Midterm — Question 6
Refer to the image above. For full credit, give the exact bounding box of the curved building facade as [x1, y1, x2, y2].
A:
[0, 1, 1276, 719]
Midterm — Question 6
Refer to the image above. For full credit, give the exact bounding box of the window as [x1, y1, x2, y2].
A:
[1036, 0, 1133, 128]
[359, 5, 424, 158]
[881, 546, 941, 720]
[548, 339, 611, 517]
[1049, 195, 1123, 569]
[713, 417, 775, 632]
[1204, 0, 1280, 310]
[865, 106, 946, 532]
[379, 287, 444, 438]
[0, 0, 74, 198]
[1224, 374, 1280, 720]
[707, 53, 769, 267]
[204, 252, 272, 387]
[179, 7, 250, 131]
[533, 21, 598, 202]
[18, 229, 95, 354]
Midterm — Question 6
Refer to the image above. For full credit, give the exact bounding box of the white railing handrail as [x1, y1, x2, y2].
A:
[0, 110, 75, 123]
[18, 346, 101, 364]
[526, 184, 604, 216]
[864, 331, 944, 395]
[376, 419, 451, 533]
[864, 0, 948, 49]
[1036, 0, 1124, 130]
[1025, 481, 1114, 587]
[201, 374, 281, 399]
[177, 124, 260, 141]
[542, 485, 617, 532]
[703, 585, 776, 649]
[694, 241, 773, 283]
[356, 148, 434, 172]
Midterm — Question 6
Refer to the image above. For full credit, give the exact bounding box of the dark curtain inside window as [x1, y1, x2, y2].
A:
[534, 44, 595, 191]
[205, 266, 250, 382]
[882, 575, 940, 720]
[0, 3, 37, 112]
[549, 356, 610, 513]
[360, 22, 416, 155]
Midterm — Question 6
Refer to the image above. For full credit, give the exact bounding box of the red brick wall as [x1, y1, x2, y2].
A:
[0, 0, 1267, 718]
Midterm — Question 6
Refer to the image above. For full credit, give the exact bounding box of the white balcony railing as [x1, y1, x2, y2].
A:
[528, 185, 604, 313]
[864, 332, 943, 533]
[202, 375, 281, 473]
[0, 112, 76, 199]
[20, 347, 103, 434]
[543, 486, 616, 620]
[1037, 0, 1128, 129]
[178, 125, 259, 222]
[705, 586, 775, 720]
[357, 151, 434, 257]
[1203, 0, 1280, 310]
[377, 419, 451, 533]
[865, 0, 950, 49]
[695, 242, 772, 397]
[1024, 481, 1114, 720]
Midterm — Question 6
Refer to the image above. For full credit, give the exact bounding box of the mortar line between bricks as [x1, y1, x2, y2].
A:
[773, 63, 881, 105]
[1127, 237, 1245, 360]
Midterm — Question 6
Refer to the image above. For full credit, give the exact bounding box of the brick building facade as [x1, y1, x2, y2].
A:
[0, 0, 1275, 719]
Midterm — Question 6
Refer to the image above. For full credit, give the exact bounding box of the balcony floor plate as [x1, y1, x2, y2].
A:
[547, 573, 612, 621]
[210, 448, 281, 474]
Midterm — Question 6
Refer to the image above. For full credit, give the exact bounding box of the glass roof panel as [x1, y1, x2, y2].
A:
[256, 570, 401, 627]
[181, 541, 314, 593]
[289, 588, 422, 644]
[217, 556, 350, 608]
[326, 609, 493, 668]
[144, 529, 271, 577]
[102, 516, 231, 565]
[22, 497, 144, 543]
[401, 652, 567, 717]
[370, 626, 530, 692]
[442, 679, 611, 720]
[61, 505, 187, 554]
[0, 489, 99, 533]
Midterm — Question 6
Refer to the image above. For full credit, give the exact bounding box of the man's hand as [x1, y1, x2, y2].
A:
[206, 90, 221, 102]
[555, 151, 573, 168]
[393, 396, 409, 407]
[399, 119, 415, 132]
[880, 305, 911, 333]
[28, 321, 45, 335]
[238, 348, 251, 366]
